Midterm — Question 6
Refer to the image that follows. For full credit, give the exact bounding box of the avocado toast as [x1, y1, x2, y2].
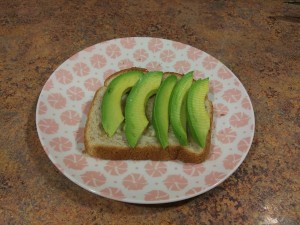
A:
[84, 67, 213, 163]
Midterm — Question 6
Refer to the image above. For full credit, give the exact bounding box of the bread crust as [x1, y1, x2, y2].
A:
[84, 68, 213, 164]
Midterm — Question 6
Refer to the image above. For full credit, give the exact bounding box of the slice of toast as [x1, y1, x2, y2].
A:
[84, 69, 213, 163]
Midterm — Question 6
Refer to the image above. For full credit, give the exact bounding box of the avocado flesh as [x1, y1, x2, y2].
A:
[153, 75, 177, 148]
[125, 71, 163, 147]
[169, 72, 193, 146]
[187, 79, 201, 143]
[101, 71, 144, 137]
[187, 78, 210, 148]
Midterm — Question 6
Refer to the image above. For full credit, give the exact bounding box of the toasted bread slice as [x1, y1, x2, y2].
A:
[84, 70, 213, 163]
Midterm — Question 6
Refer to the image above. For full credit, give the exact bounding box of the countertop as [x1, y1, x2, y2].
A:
[1, 0, 299, 224]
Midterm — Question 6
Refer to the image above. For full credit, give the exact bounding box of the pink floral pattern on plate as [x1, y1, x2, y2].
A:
[36, 37, 255, 204]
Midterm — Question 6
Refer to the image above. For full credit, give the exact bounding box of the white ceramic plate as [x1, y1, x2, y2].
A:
[36, 37, 255, 204]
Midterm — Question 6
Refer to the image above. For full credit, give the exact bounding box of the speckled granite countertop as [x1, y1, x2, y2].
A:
[1, 0, 299, 224]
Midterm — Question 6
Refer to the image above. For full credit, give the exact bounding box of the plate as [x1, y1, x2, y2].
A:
[36, 37, 255, 204]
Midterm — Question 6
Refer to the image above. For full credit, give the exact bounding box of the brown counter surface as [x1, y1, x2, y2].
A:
[1, 0, 299, 224]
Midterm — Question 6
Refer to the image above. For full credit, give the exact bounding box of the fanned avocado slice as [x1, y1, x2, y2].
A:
[153, 75, 178, 148]
[187, 78, 210, 148]
[125, 71, 163, 147]
[169, 72, 193, 146]
[101, 70, 144, 137]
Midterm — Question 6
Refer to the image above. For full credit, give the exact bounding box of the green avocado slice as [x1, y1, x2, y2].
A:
[169, 72, 193, 146]
[187, 78, 210, 148]
[101, 70, 144, 137]
[153, 75, 178, 148]
[125, 71, 163, 147]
